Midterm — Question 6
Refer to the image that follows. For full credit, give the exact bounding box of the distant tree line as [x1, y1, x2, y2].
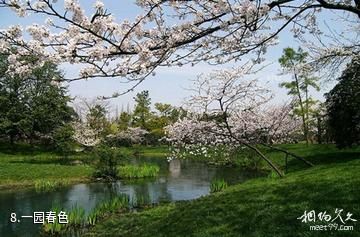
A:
[0, 51, 359, 152]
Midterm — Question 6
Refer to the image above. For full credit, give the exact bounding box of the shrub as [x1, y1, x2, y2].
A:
[91, 146, 124, 181]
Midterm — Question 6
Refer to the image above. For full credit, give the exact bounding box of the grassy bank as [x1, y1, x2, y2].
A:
[0, 144, 168, 189]
[87, 145, 360, 237]
[0, 152, 92, 189]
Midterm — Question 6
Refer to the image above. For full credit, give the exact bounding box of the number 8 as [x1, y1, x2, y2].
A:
[10, 213, 17, 223]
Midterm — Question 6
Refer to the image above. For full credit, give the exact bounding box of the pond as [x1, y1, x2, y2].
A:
[0, 157, 264, 237]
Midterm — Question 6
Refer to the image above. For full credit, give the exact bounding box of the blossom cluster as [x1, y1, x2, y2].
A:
[72, 121, 101, 147]
[165, 67, 301, 160]
[0, 0, 304, 89]
[107, 127, 149, 145]
[0, 0, 357, 95]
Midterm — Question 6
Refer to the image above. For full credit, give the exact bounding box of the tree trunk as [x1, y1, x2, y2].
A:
[10, 134, 14, 145]
[243, 143, 284, 177]
[317, 116, 322, 144]
[293, 72, 309, 146]
[261, 143, 314, 167]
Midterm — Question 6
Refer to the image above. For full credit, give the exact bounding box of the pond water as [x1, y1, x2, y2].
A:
[0, 157, 264, 237]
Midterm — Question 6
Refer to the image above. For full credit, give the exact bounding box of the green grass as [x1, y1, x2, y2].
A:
[118, 164, 160, 179]
[34, 179, 70, 192]
[210, 179, 228, 193]
[0, 143, 168, 189]
[0, 159, 93, 189]
[127, 145, 169, 157]
[86, 145, 360, 237]
[42, 195, 130, 235]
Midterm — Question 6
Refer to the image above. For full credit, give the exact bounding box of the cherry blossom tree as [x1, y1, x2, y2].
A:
[165, 66, 313, 176]
[71, 99, 109, 148]
[0, 0, 358, 96]
[72, 121, 101, 148]
[106, 126, 149, 146]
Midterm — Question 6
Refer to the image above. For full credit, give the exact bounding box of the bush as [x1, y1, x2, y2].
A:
[92, 146, 124, 181]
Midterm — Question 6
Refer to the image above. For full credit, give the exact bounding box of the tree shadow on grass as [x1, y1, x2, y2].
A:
[285, 150, 360, 173]
[9, 158, 85, 166]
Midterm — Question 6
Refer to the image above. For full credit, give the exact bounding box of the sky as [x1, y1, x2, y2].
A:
[0, 0, 347, 116]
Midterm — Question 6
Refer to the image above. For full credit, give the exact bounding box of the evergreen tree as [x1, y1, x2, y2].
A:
[325, 56, 360, 148]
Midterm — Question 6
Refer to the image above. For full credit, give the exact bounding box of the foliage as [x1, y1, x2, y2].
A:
[42, 195, 130, 235]
[91, 146, 124, 181]
[41, 206, 66, 235]
[92, 195, 130, 218]
[278, 47, 320, 145]
[34, 179, 69, 192]
[109, 91, 186, 146]
[210, 179, 228, 193]
[118, 164, 160, 179]
[52, 123, 75, 156]
[68, 205, 86, 227]
[117, 111, 132, 131]
[132, 90, 152, 130]
[87, 104, 111, 139]
[325, 56, 360, 148]
[0, 56, 75, 144]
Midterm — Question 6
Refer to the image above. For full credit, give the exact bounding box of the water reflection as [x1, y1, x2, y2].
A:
[169, 159, 181, 177]
[0, 158, 263, 236]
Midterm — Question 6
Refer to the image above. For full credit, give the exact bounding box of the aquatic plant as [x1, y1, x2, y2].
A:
[96, 195, 130, 214]
[86, 194, 130, 227]
[68, 205, 86, 227]
[42, 195, 130, 235]
[41, 206, 67, 235]
[34, 179, 69, 192]
[210, 179, 228, 193]
[87, 211, 98, 226]
[131, 195, 151, 208]
[118, 164, 160, 179]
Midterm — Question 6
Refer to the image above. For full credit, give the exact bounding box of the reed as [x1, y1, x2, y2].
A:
[34, 179, 69, 192]
[210, 179, 228, 193]
[41, 206, 67, 235]
[68, 205, 86, 227]
[118, 164, 160, 179]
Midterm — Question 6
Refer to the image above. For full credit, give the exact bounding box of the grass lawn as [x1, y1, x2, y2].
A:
[0, 143, 169, 189]
[86, 144, 360, 237]
[0, 147, 93, 189]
